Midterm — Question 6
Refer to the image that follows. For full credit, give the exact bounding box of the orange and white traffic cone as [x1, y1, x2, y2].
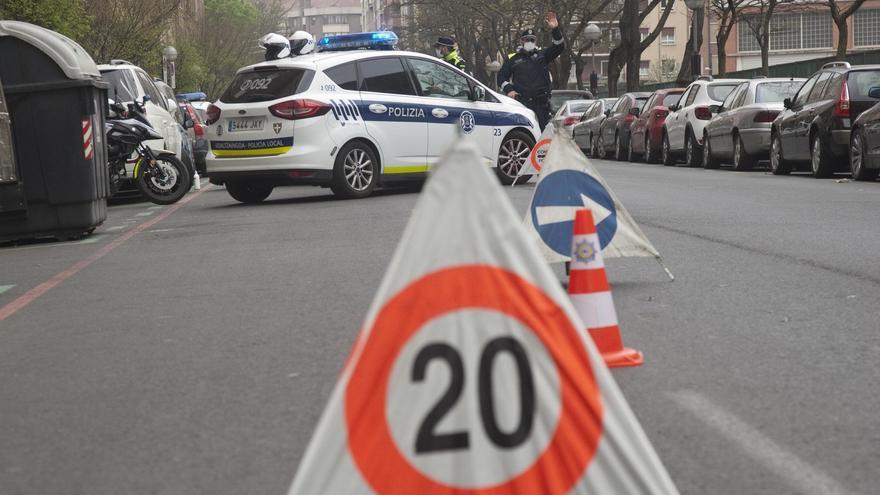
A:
[568, 208, 644, 368]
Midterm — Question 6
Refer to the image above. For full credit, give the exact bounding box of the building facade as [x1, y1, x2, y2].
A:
[724, 1, 880, 72]
[285, 0, 362, 39]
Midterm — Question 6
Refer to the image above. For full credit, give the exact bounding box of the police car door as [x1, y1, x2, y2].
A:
[406, 57, 495, 166]
[356, 56, 428, 175]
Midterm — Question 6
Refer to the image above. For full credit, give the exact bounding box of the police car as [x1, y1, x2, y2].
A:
[205, 32, 540, 203]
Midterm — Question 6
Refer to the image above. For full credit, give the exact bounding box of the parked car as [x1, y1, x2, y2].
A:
[662, 76, 746, 167]
[550, 89, 593, 114]
[628, 88, 684, 163]
[597, 92, 650, 161]
[572, 98, 616, 155]
[849, 95, 880, 181]
[98, 61, 185, 191]
[702, 77, 804, 170]
[770, 62, 880, 177]
[552, 99, 593, 133]
[180, 102, 208, 175]
[154, 80, 195, 175]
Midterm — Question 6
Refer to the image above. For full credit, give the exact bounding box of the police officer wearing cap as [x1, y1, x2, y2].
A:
[497, 12, 564, 130]
[434, 36, 467, 72]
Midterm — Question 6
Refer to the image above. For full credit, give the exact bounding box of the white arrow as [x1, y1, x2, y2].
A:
[535, 193, 613, 227]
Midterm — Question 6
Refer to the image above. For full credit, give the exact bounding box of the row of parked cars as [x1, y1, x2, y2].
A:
[97, 61, 211, 193]
[554, 61, 880, 181]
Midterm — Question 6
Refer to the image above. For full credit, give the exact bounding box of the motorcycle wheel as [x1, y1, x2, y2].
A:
[136, 154, 192, 205]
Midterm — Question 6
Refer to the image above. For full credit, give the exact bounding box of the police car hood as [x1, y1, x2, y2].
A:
[496, 92, 527, 108]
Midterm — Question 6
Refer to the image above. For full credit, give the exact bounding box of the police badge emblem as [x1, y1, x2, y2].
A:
[459, 110, 476, 134]
[273, 122, 282, 135]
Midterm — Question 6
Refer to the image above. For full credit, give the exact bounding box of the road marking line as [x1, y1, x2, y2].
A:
[671, 390, 854, 495]
[148, 205, 164, 210]
[136, 211, 155, 217]
[103, 225, 126, 232]
[0, 235, 105, 252]
[0, 285, 14, 295]
[0, 187, 211, 322]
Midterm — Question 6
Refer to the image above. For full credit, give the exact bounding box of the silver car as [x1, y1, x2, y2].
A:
[572, 98, 618, 155]
[552, 99, 594, 133]
[703, 77, 805, 170]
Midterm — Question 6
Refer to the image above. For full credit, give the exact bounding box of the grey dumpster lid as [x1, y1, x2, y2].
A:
[0, 21, 99, 81]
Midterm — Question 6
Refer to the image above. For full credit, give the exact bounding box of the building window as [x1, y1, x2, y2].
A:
[661, 27, 675, 45]
[738, 12, 831, 53]
[855, 9, 880, 47]
[640, 60, 650, 76]
[640, 27, 649, 41]
[601, 60, 608, 76]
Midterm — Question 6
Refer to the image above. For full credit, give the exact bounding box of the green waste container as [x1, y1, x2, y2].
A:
[0, 21, 109, 241]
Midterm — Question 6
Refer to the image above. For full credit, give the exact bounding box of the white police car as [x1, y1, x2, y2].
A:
[205, 32, 540, 203]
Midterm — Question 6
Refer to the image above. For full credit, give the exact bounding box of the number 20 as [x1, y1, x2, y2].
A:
[410, 337, 535, 454]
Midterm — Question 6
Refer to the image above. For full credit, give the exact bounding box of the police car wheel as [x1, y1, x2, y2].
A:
[496, 130, 535, 185]
[331, 141, 377, 198]
[226, 181, 273, 204]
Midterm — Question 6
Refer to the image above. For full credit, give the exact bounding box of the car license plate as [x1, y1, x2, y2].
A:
[227, 118, 265, 132]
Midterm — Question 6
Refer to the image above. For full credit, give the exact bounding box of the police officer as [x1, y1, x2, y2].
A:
[434, 36, 467, 72]
[497, 12, 564, 130]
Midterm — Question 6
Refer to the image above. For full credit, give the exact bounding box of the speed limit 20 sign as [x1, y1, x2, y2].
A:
[345, 265, 604, 494]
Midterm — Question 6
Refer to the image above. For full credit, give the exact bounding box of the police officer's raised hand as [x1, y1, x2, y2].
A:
[546, 12, 558, 29]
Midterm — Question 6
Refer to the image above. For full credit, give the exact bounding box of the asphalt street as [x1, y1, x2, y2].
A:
[1, 159, 878, 495]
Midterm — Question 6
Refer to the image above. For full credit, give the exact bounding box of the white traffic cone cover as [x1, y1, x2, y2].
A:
[524, 128, 661, 262]
[288, 139, 678, 495]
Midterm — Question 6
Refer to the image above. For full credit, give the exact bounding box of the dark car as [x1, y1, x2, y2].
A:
[597, 92, 651, 161]
[629, 88, 685, 163]
[572, 98, 617, 156]
[550, 89, 593, 114]
[180, 102, 208, 175]
[848, 91, 880, 181]
[770, 62, 880, 177]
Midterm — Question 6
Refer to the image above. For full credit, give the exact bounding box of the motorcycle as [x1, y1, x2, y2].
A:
[106, 100, 192, 205]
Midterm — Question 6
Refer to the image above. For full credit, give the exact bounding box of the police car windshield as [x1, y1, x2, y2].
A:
[220, 68, 312, 103]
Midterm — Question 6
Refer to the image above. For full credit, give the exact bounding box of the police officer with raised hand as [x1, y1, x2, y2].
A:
[434, 36, 467, 72]
[498, 12, 564, 130]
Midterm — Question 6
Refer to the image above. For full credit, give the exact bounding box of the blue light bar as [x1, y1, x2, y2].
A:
[317, 31, 399, 52]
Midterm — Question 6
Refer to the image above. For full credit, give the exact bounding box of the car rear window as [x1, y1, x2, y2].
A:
[846, 70, 880, 99]
[101, 69, 138, 103]
[569, 102, 591, 113]
[755, 81, 803, 103]
[707, 84, 738, 102]
[662, 93, 682, 107]
[635, 97, 649, 110]
[220, 68, 312, 103]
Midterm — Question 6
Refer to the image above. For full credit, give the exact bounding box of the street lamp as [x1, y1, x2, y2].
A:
[162, 45, 178, 89]
[684, 0, 704, 80]
[584, 23, 602, 94]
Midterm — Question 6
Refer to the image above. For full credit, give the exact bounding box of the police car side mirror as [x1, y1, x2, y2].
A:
[668, 104, 679, 112]
[142, 95, 152, 106]
[470, 86, 486, 101]
[869, 87, 880, 99]
[783, 98, 792, 109]
[184, 117, 194, 129]
[604, 109, 611, 116]
[709, 104, 722, 114]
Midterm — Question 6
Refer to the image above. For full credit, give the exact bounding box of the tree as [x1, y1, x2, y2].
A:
[0, 0, 90, 39]
[711, 0, 750, 76]
[741, 0, 782, 76]
[606, 0, 674, 96]
[828, 0, 866, 60]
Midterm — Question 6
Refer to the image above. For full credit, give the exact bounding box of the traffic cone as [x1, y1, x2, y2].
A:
[568, 209, 644, 368]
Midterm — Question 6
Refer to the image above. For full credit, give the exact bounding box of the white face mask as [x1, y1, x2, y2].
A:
[523, 42, 537, 52]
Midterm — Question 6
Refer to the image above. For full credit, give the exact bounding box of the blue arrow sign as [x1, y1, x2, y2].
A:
[530, 169, 618, 256]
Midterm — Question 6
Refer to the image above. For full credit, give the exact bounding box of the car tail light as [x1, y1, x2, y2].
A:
[624, 113, 635, 124]
[563, 116, 578, 127]
[269, 99, 331, 120]
[694, 106, 712, 120]
[654, 107, 668, 119]
[205, 104, 221, 125]
[834, 81, 850, 118]
[753, 110, 780, 123]
[194, 123, 205, 138]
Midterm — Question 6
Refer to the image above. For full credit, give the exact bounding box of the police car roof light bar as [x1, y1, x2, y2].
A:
[317, 31, 399, 52]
